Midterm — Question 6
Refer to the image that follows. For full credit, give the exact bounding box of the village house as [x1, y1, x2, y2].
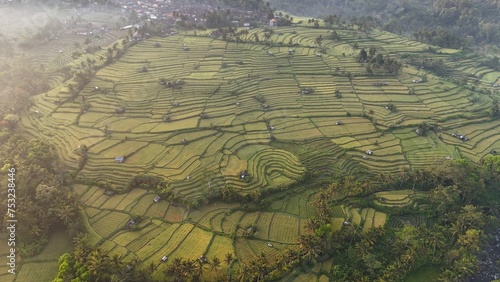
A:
[125, 219, 136, 229]
[270, 18, 278, 27]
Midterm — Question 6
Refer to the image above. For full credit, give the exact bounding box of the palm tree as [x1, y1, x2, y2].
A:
[87, 248, 111, 281]
[165, 258, 185, 282]
[147, 261, 158, 275]
[398, 167, 411, 188]
[283, 248, 299, 266]
[56, 205, 76, 226]
[225, 253, 233, 281]
[234, 263, 248, 282]
[111, 254, 124, 270]
[210, 257, 221, 275]
[298, 235, 319, 261]
[73, 233, 92, 263]
[451, 253, 478, 279]
[304, 218, 320, 233]
[256, 253, 268, 281]
[182, 259, 196, 279]
[275, 254, 285, 273]
[343, 223, 361, 243]
[193, 259, 204, 281]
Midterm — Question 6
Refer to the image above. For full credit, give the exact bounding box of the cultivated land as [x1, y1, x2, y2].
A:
[12, 229, 72, 282]
[18, 16, 500, 279]
[75, 184, 317, 275]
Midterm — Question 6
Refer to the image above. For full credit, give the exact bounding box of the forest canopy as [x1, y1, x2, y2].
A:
[268, 0, 500, 50]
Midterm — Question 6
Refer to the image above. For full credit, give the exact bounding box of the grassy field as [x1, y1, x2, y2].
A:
[14, 229, 73, 282]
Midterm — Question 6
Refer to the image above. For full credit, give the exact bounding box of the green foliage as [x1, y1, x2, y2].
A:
[482, 154, 500, 172]
[54, 253, 75, 282]
[404, 55, 448, 76]
[480, 56, 500, 71]
[386, 103, 396, 112]
[268, 0, 500, 48]
[299, 160, 498, 281]
[127, 174, 168, 191]
[491, 97, 500, 117]
[413, 28, 465, 49]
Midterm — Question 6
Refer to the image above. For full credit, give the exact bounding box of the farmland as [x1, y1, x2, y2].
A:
[22, 27, 500, 200]
[17, 12, 500, 281]
[73, 184, 315, 272]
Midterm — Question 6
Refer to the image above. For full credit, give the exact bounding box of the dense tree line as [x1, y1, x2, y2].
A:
[0, 58, 49, 118]
[193, 0, 272, 12]
[480, 56, 500, 71]
[0, 132, 81, 257]
[303, 159, 500, 281]
[267, 0, 500, 50]
[182, 0, 274, 28]
[0, 60, 81, 253]
[413, 29, 465, 49]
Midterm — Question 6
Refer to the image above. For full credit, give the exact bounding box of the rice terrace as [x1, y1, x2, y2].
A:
[3, 1, 500, 281]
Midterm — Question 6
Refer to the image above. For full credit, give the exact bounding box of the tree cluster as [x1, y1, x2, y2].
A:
[267, 0, 500, 49]
[0, 134, 80, 257]
[357, 48, 403, 76]
[298, 159, 499, 281]
[404, 55, 448, 76]
[413, 28, 465, 49]
[480, 56, 500, 71]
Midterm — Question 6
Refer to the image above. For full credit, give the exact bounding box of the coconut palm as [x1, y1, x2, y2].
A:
[147, 261, 158, 275]
[56, 204, 76, 225]
[111, 254, 124, 270]
[210, 257, 221, 276]
[193, 259, 204, 281]
[87, 248, 111, 281]
[182, 259, 196, 279]
[304, 218, 320, 233]
[225, 253, 234, 281]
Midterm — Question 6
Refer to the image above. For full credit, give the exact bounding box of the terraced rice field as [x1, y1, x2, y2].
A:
[22, 20, 500, 279]
[73, 184, 313, 275]
[24, 25, 500, 199]
[373, 189, 429, 208]
[340, 205, 387, 232]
